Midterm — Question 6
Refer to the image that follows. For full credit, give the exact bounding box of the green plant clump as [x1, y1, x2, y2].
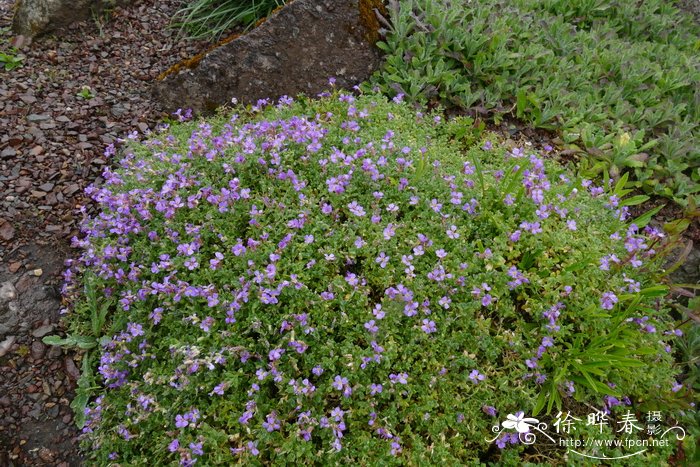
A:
[370, 0, 700, 206]
[0, 47, 24, 71]
[61, 92, 688, 464]
[173, 0, 286, 40]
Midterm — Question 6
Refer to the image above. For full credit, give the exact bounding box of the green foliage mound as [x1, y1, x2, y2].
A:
[61, 92, 684, 464]
[370, 0, 700, 205]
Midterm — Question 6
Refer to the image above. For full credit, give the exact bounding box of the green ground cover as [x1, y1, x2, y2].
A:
[370, 0, 700, 206]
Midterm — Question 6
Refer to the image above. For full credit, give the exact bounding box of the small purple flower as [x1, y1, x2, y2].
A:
[469, 369, 485, 383]
[175, 414, 188, 428]
[446, 225, 460, 239]
[364, 320, 379, 334]
[373, 304, 385, 319]
[347, 201, 366, 217]
[482, 405, 497, 417]
[375, 252, 390, 268]
[190, 441, 204, 456]
[600, 292, 618, 310]
[333, 375, 349, 391]
[247, 441, 259, 456]
[168, 438, 180, 452]
[262, 412, 281, 432]
[370, 383, 383, 395]
[269, 348, 285, 361]
[390, 373, 408, 384]
[421, 319, 437, 334]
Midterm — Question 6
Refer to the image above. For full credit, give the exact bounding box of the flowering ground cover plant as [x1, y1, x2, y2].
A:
[59, 91, 688, 464]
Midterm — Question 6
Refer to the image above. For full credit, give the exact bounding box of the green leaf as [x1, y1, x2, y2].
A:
[613, 172, 630, 196]
[663, 218, 690, 236]
[620, 195, 649, 206]
[638, 285, 669, 297]
[70, 392, 90, 429]
[73, 336, 98, 349]
[42, 335, 77, 347]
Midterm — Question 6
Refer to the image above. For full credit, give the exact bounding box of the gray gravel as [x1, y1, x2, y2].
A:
[0, 0, 216, 464]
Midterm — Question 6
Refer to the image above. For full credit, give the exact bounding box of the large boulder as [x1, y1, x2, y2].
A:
[12, 0, 133, 37]
[154, 0, 387, 114]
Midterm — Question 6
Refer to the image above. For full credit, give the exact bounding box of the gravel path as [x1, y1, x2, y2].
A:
[0, 1, 213, 464]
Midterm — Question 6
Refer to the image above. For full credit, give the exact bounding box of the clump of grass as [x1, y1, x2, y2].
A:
[173, 0, 287, 40]
[370, 0, 700, 206]
[59, 91, 688, 464]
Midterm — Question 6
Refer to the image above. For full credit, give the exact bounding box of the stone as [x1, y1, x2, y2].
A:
[31, 323, 54, 338]
[64, 357, 80, 380]
[26, 114, 50, 122]
[154, 0, 386, 114]
[1, 147, 17, 158]
[0, 282, 21, 337]
[0, 220, 15, 241]
[12, 0, 134, 37]
[0, 336, 16, 357]
[30, 340, 46, 359]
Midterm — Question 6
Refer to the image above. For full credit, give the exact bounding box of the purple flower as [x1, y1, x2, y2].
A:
[199, 316, 214, 332]
[390, 373, 408, 384]
[421, 319, 437, 334]
[269, 348, 285, 361]
[370, 383, 383, 395]
[246, 441, 259, 456]
[333, 375, 349, 391]
[383, 223, 396, 240]
[375, 252, 390, 268]
[190, 441, 204, 456]
[168, 439, 180, 452]
[262, 412, 281, 432]
[600, 292, 618, 310]
[231, 242, 246, 256]
[347, 201, 366, 217]
[330, 406, 345, 421]
[373, 304, 385, 319]
[469, 369, 485, 383]
[175, 414, 188, 428]
[364, 320, 379, 334]
[482, 405, 497, 417]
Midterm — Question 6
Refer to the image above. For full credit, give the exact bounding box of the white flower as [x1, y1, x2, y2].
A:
[502, 412, 539, 433]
